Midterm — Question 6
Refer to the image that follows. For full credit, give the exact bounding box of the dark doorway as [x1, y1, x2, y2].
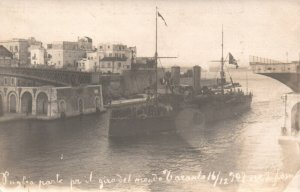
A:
[37, 92, 48, 116]
[21, 92, 33, 114]
[9, 94, 17, 113]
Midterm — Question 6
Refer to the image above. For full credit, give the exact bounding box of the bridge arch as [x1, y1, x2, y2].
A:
[7, 91, 18, 113]
[36, 92, 48, 116]
[291, 102, 300, 135]
[21, 91, 33, 114]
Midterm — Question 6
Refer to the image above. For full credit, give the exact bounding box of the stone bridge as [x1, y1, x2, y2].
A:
[249, 56, 300, 92]
[0, 66, 121, 86]
[249, 56, 300, 137]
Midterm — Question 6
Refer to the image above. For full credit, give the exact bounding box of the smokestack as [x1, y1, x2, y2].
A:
[171, 66, 180, 86]
[193, 65, 201, 94]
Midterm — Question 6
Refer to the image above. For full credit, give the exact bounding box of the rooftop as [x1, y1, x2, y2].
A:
[0, 45, 13, 58]
[100, 57, 128, 62]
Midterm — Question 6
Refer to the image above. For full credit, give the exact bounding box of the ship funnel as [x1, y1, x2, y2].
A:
[193, 65, 201, 94]
[171, 66, 180, 86]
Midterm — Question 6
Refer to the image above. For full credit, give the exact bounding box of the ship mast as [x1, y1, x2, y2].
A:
[155, 7, 158, 99]
[220, 25, 225, 95]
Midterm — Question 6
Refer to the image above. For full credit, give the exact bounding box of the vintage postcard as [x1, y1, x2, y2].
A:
[0, 0, 299, 191]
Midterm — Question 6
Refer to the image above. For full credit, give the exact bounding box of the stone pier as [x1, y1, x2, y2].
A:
[281, 93, 300, 137]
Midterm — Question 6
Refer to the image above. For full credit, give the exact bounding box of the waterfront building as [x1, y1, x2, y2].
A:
[97, 43, 136, 73]
[28, 37, 43, 48]
[0, 85, 104, 118]
[0, 45, 13, 66]
[30, 46, 47, 65]
[99, 56, 128, 73]
[28, 37, 46, 65]
[0, 38, 30, 66]
[78, 37, 93, 51]
[78, 51, 103, 72]
[47, 37, 94, 69]
[47, 41, 86, 69]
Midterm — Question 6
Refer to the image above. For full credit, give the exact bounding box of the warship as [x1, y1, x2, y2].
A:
[108, 10, 252, 137]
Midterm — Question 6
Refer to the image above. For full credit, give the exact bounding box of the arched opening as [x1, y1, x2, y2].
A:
[291, 102, 300, 135]
[9, 93, 17, 113]
[36, 92, 48, 116]
[59, 100, 66, 118]
[21, 92, 33, 114]
[0, 94, 3, 116]
[78, 99, 83, 114]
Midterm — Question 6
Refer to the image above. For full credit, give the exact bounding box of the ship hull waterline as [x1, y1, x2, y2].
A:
[108, 97, 252, 138]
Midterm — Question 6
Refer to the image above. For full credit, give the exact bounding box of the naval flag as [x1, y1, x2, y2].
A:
[158, 12, 167, 26]
[229, 52, 238, 68]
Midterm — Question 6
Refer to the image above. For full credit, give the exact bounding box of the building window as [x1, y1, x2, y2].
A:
[108, 63, 111, 67]
[4, 78, 7, 85]
[118, 62, 121, 68]
[108, 46, 110, 49]
[15, 46, 18, 52]
[102, 64, 105, 68]
[109, 53, 112, 57]
[122, 54, 125, 58]
[99, 46, 102, 49]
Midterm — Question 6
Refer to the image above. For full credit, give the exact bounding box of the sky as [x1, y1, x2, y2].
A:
[0, 0, 299, 68]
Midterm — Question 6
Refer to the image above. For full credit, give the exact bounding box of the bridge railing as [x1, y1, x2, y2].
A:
[249, 56, 300, 74]
[0, 66, 92, 86]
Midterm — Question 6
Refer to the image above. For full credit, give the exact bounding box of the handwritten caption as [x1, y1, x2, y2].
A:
[0, 169, 294, 190]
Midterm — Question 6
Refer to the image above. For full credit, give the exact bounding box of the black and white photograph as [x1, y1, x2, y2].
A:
[0, 0, 299, 191]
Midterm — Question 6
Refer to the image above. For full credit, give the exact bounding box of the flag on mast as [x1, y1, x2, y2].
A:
[158, 12, 167, 26]
[228, 52, 238, 68]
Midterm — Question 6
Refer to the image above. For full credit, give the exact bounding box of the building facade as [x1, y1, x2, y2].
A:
[0, 39, 30, 66]
[47, 41, 86, 69]
[97, 43, 136, 73]
[0, 85, 104, 118]
[78, 51, 103, 72]
[78, 37, 93, 51]
[0, 45, 13, 66]
[99, 57, 128, 73]
[30, 47, 46, 65]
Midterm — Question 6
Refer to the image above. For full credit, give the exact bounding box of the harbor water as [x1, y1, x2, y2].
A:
[0, 72, 299, 192]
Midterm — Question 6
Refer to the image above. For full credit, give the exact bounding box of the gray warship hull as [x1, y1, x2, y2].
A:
[108, 95, 252, 137]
